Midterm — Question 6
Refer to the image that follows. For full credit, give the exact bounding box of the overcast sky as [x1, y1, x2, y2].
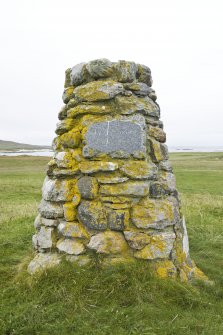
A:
[0, 0, 222, 146]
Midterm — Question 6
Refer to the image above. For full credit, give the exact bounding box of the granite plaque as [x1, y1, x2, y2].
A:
[84, 120, 145, 155]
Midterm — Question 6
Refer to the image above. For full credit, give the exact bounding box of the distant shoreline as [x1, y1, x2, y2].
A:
[0, 147, 223, 157]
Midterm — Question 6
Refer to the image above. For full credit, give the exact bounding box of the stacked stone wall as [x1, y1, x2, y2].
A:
[28, 59, 208, 283]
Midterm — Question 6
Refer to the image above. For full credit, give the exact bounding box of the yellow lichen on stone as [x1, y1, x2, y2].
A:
[74, 80, 123, 102]
[67, 103, 112, 118]
[153, 260, 177, 279]
[63, 203, 77, 222]
[59, 129, 81, 149]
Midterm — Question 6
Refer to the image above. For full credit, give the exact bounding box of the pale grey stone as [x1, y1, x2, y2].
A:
[34, 214, 41, 229]
[86, 58, 113, 79]
[182, 216, 189, 257]
[74, 80, 124, 102]
[56, 238, 85, 255]
[28, 253, 61, 274]
[159, 160, 173, 172]
[70, 62, 86, 86]
[35, 226, 54, 250]
[136, 64, 152, 86]
[134, 232, 176, 260]
[78, 161, 118, 174]
[42, 176, 75, 202]
[115, 60, 137, 82]
[57, 221, 89, 239]
[124, 231, 151, 250]
[41, 217, 58, 227]
[77, 176, 98, 199]
[84, 120, 145, 156]
[100, 181, 150, 197]
[39, 199, 64, 219]
[124, 82, 150, 96]
[87, 231, 128, 254]
[97, 175, 129, 184]
[77, 200, 108, 230]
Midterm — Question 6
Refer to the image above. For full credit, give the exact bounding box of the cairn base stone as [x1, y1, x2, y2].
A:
[28, 59, 208, 283]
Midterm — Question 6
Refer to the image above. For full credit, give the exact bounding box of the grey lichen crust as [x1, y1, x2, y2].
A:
[28, 59, 209, 283]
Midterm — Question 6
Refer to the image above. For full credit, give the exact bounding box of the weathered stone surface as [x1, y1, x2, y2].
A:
[67, 104, 112, 118]
[41, 217, 58, 227]
[78, 161, 118, 174]
[77, 176, 98, 199]
[149, 139, 169, 162]
[124, 231, 151, 250]
[57, 238, 86, 255]
[159, 160, 173, 172]
[115, 60, 137, 82]
[39, 199, 64, 219]
[54, 152, 76, 169]
[123, 82, 150, 96]
[28, 253, 61, 274]
[158, 171, 176, 193]
[55, 119, 75, 135]
[74, 80, 124, 102]
[134, 232, 175, 260]
[100, 181, 150, 197]
[86, 58, 113, 79]
[87, 231, 128, 254]
[147, 88, 157, 101]
[33, 226, 55, 250]
[59, 129, 81, 149]
[97, 175, 129, 184]
[64, 68, 72, 88]
[120, 161, 157, 180]
[63, 202, 77, 222]
[52, 168, 80, 178]
[148, 126, 166, 143]
[83, 120, 145, 156]
[153, 260, 177, 279]
[131, 198, 177, 229]
[42, 177, 76, 202]
[77, 200, 107, 230]
[136, 64, 152, 86]
[70, 62, 86, 86]
[34, 214, 41, 229]
[115, 95, 160, 117]
[108, 209, 129, 231]
[62, 87, 74, 104]
[182, 216, 189, 257]
[58, 221, 89, 239]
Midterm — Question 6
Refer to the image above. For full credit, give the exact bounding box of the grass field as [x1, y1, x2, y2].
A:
[0, 153, 223, 335]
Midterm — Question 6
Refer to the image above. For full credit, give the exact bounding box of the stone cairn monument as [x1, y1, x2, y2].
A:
[28, 59, 208, 282]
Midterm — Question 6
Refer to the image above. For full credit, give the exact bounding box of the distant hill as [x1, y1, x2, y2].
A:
[0, 140, 52, 151]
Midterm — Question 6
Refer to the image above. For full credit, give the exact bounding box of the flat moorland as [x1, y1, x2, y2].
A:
[0, 153, 223, 335]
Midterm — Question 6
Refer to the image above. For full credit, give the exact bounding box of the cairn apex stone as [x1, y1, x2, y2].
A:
[29, 59, 208, 283]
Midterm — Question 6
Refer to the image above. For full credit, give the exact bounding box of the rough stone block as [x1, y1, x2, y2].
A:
[120, 160, 157, 180]
[108, 209, 129, 231]
[39, 199, 64, 219]
[131, 198, 176, 229]
[87, 231, 129, 254]
[100, 181, 150, 197]
[134, 232, 175, 260]
[77, 200, 107, 230]
[77, 176, 98, 199]
[74, 80, 124, 102]
[57, 238, 86, 255]
[58, 221, 89, 239]
[42, 177, 76, 202]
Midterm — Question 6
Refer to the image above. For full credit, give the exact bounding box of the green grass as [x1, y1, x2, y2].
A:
[0, 153, 223, 335]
